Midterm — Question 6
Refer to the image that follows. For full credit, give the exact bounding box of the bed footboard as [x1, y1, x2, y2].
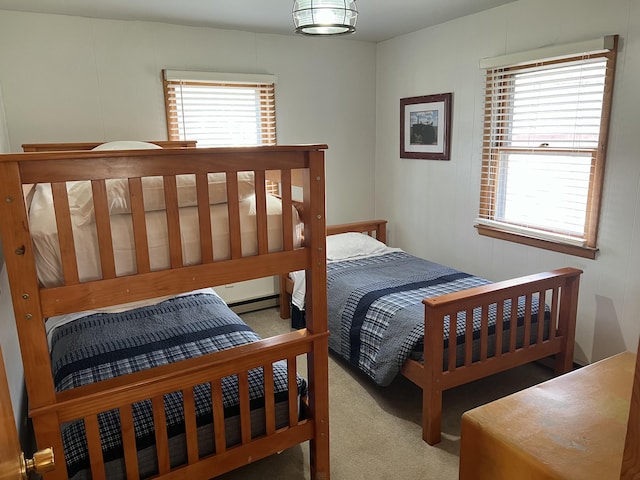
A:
[400, 267, 582, 445]
[30, 330, 327, 480]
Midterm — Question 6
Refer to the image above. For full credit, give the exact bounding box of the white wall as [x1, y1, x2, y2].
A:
[375, 0, 640, 364]
[0, 9, 376, 433]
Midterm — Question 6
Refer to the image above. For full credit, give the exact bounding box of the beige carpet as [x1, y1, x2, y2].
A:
[218, 307, 554, 480]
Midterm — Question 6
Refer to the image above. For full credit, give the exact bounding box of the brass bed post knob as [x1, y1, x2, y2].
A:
[20, 447, 55, 479]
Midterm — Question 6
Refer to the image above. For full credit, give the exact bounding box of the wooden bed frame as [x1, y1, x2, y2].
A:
[280, 219, 582, 445]
[0, 143, 331, 479]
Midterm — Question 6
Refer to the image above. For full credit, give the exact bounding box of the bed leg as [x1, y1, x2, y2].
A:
[308, 338, 331, 479]
[554, 272, 580, 375]
[423, 388, 443, 445]
[279, 274, 291, 319]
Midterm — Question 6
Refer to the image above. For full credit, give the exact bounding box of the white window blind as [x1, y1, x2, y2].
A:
[163, 70, 277, 147]
[477, 36, 617, 257]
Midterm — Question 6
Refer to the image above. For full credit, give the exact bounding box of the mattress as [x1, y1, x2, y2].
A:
[30, 183, 303, 288]
[48, 290, 307, 479]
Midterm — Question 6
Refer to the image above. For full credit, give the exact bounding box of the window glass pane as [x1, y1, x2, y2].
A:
[495, 152, 591, 236]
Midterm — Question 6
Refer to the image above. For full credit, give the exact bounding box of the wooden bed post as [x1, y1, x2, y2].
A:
[304, 149, 330, 479]
[554, 270, 581, 375]
[422, 300, 445, 445]
[0, 162, 69, 479]
[279, 274, 291, 319]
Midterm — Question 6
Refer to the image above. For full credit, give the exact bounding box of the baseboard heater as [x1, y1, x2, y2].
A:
[228, 294, 280, 314]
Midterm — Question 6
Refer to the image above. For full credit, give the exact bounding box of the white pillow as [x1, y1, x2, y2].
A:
[92, 140, 162, 150]
[66, 141, 256, 224]
[326, 232, 389, 261]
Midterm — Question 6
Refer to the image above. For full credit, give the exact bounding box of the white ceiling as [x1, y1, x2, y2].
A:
[0, 0, 518, 43]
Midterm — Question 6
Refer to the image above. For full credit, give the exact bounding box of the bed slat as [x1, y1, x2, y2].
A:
[211, 379, 226, 454]
[119, 404, 140, 480]
[536, 290, 546, 345]
[195, 173, 214, 264]
[182, 387, 199, 464]
[280, 170, 294, 252]
[50, 182, 80, 285]
[464, 308, 473, 367]
[84, 415, 107, 480]
[238, 372, 252, 444]
[549, 288, 559, 339]
[152, 395, 171, 474]
[226, 173, 242, 259]
[523, 293, 532, 348]
[287, 357, 298, 428]
[509, 296, 518, 352]
[163, 175, 183, 268]
[264, 365, 276, 435]
[447, 314, 456, 372]
[128, 177, 151, 274]
[91, 179, 117, 279]
[255, 170, 269, 255]
[480, 305, 489, 361]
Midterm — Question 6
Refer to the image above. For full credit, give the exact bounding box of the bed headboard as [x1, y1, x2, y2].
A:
[327, 219, 388, 244]
[21, 140, 197, 152]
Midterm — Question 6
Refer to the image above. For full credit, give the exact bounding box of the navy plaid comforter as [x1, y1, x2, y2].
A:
[327, 252, 544, 386]
[49, 292, 306, 478]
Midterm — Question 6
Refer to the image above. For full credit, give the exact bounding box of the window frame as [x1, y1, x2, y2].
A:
[476, 37, 618, 260]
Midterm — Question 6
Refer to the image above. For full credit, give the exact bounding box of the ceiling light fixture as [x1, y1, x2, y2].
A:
[292, 0, 358, 36]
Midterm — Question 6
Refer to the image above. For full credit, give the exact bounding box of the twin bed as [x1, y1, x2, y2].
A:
[0, 140, 583, 479]
[0, 142, 330, 479]
[281, 220, 582, 445]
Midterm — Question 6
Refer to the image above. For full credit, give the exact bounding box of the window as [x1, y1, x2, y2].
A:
[163, 70, 277, 147]
[163, 70, 279, 195]
[476, 36, 618, 259]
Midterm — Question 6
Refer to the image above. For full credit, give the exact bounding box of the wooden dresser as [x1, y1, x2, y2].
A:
[459, 351, 637, 480]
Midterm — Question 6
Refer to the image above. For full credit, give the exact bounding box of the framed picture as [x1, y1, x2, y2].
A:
[400, 93, 452, 160]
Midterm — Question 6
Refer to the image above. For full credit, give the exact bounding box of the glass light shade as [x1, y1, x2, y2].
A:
[292, 0, 358, 36]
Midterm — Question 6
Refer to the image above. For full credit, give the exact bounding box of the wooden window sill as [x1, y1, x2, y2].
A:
[475, 224, 598, 260]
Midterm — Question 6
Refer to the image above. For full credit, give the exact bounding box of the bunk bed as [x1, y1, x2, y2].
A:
[0, 142, 330, 479]
[280, 219, 582, 445]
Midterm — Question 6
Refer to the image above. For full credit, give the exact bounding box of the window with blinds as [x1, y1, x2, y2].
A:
[163, 70, 277, 147]
[476, 36, 618, 259]
[163, 70, 279, 195]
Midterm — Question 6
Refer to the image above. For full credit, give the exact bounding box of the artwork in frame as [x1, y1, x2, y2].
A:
[400, 93, 452, 160]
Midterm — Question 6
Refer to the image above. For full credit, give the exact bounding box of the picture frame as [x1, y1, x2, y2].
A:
[400, 93, 452, 160]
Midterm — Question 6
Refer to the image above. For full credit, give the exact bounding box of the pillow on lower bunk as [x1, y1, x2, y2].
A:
[326, 232, 389, 261]
[66, 141, 256, 224]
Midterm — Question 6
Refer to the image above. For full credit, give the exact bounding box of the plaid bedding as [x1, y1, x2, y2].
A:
[50, 292, 307, 478]
[327, 252, 544, 386]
